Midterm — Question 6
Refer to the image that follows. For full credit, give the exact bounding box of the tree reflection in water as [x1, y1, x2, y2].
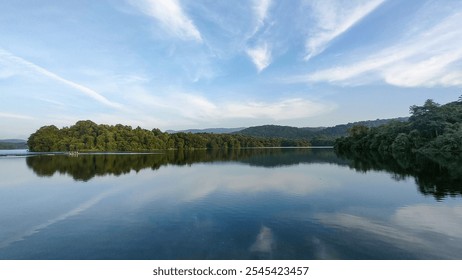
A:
[336, 149, 462, 200]
[26, 148, 462, 200]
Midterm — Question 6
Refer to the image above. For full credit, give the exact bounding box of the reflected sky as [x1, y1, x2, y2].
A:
[0, 150, 461, 259]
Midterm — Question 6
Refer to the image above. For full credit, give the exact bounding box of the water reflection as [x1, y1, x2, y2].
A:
[2, 148, 462, 259]
[315, 204, 462, 259]
[25, 148, 462, 200]
[0, 186, 124, 249]
[25, 148, 346, 181]
[393, 204, 462, 238]
[250, 226, 274, 258]
[336, 150, 462, 200]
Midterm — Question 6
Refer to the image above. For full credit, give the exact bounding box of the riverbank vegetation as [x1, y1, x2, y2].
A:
[27, 121, 310, 152]
[335, 97, 462, 160]
[334, 97, 462, 200]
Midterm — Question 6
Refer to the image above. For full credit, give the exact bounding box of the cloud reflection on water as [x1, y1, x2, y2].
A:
[0, 185, 126, 249]
[127, 163, 342, 206]
[315, 204, 462, 259]
[250, 226, 274, 254]
[393, 204, 462, 238]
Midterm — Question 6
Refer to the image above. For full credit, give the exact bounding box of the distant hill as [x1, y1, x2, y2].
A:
[164, 118, 408, 146]
[308, 117, 409, 138]
[166, 127, 246, 134]
[236, 125, 311, 139]
[0, 139, 26, 143]
[0, 139, 27, 149]
[235, 118, 408, 145]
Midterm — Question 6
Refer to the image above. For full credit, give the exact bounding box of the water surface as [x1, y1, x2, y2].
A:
[0, 148, 461, 259]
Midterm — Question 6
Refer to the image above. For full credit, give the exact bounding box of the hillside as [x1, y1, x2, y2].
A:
[236, 125, 311, 139]
[166, 127, 246, 134]
[235, 118, 408, 145]
[0, 139, 27, 149]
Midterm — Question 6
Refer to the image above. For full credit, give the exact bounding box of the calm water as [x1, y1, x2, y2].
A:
[1, 148, 461, 259]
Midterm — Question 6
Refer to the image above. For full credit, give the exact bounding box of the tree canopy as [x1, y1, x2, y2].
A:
[27, 120, 310, 152]
[335, 97, 462, 160]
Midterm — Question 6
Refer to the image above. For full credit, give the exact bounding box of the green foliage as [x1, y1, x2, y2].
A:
[335, 97, 462, 177]
[27, 120, 310, 152]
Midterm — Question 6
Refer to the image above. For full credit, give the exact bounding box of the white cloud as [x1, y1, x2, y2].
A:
[383, 49, 462, 88]
[0, 112, 34, 120]
[128, 0, 202, 42]
[303, 0, 385, 60]
[254, 0, 272, 33]
[224, 98, 333, 120]
[170, 93, 219, 120]
[131, 90, 334, 125]
[246, 43, 272, 72]
[0, 49, 124, 109]
[292, 10, 462, 87]
[243, 0, 273, 71]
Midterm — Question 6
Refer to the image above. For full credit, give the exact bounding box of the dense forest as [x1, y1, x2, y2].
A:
[24, 118, 410, 152]
[335, 97, 462, 162]
[27, 121, 310, 152]
[334, 97, 462, 200]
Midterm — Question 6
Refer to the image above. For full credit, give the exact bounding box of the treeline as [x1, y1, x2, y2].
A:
[335, 97, 462, 160]
[0, 141, 27, 149]
[236, 118, 407, 146]
[27, 120, 310, 152]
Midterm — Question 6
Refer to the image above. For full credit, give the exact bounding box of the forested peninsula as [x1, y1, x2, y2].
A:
[335, 97, 462, 161]
[27, 121, 310, 152]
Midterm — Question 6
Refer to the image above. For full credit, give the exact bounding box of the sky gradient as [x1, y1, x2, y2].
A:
[1, 0, 461, 139]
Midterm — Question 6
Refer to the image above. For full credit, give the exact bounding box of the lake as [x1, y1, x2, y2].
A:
[1, 148, 461, 259]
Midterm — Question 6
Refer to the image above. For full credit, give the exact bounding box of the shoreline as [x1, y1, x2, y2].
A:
[0, 146, 334, 157]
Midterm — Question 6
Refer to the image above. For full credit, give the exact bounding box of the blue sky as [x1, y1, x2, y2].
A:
[1, 0, 461, 139]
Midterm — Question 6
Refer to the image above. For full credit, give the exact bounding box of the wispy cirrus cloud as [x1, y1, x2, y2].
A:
[0, 112, 34, 120]
[253, 0, 272, 35]
[246, 43, 272, 72]
[223, 98, 333, 120]
[131, 89, 334, 125]
[246, 0, 273, 72]
[303, 0, 385, 60]
[290, 10, 462, 87]
[128, 0, 202, 42]
[0, 48, 124, 109]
